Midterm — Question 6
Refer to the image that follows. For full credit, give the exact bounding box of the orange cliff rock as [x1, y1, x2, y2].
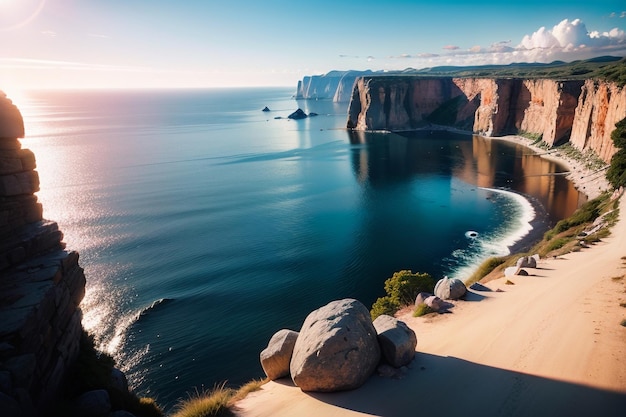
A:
[347, 76, 625, 163]
[570, 79, 626, 163]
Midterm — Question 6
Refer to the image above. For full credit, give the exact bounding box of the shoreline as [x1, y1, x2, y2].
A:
[491, 134, 611, 200]
[233, 133, 625, 417]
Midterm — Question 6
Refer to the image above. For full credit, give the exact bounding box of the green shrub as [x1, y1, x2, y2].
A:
[371, 296, 399, 320]
[545, 237, 570, 253]
[371, 270, 435, 319]
[607, 117, 626, 189]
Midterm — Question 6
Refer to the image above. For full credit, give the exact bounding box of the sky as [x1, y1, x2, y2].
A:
[1, 0, 625, 90]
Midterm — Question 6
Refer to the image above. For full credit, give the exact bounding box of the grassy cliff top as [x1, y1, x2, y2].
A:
[383, 56, 626, 86]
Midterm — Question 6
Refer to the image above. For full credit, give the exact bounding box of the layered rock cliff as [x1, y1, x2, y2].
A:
[296, 70, 375, 102]
[0, 93, 86, 416]
[346, 76, 626, 163]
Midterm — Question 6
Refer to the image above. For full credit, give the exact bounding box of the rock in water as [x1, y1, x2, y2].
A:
[434, 276, 467, 300]
[373, 315, 416, 368]
[262, 106, 270, 112]
[260, 329, 299, 380]
[290, 298, 380, 392]
[288, 108, 308, 119]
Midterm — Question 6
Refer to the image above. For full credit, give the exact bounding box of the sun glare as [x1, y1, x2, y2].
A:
[0, 0, 46, 31]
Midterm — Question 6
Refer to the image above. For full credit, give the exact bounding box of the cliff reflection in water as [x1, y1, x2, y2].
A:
[349, 130, 586, 225]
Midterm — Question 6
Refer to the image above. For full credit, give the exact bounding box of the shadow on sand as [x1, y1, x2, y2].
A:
[300, 353, 626, 417]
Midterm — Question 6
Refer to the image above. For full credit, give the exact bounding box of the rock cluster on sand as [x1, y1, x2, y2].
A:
[260, 299, 416, 392]
[505, 254, 540, 277]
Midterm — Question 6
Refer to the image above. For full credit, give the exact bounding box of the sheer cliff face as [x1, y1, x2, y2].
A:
[347, 76, 626, 162]
[0, 93, 86, 415]
[570, 79, 626, 162]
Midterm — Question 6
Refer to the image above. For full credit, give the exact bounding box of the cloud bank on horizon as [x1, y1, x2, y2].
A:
[359, 18, 626, 70]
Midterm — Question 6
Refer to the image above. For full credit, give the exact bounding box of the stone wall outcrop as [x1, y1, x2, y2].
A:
[346, 75, 625, 163]
[0, 92, 86, 416]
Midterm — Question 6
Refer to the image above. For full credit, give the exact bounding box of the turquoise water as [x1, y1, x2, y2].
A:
[18, 87, 584, 409]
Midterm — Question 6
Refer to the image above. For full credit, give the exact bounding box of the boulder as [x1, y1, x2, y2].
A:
[516, 269, 529, 276]
[260, 329, 299, 380]
[290, 299, 380, 392]
[414, 292, 432, 306]
[504, 266, 519, 277]
[288, 108, 308, 119]
[516, 256, 537, 268]
[373, 315, 416, 367]
[424, 295, 445, 311]
[73, 389, 111, 417]
[434, 276, 467, 300]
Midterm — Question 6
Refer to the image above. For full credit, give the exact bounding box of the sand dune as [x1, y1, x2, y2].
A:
[234, 195, 626, 417]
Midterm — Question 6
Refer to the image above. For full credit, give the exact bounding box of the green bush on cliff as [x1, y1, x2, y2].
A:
[607, 117, 626, 189]
[371, 270, 435, 319]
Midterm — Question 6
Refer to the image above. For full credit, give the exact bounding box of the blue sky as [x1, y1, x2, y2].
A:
[1, 0, 625, 89]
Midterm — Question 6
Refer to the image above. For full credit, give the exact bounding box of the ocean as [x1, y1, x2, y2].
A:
[16, 87, 585, 409]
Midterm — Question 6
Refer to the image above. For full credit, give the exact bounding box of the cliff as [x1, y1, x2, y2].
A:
[346, 76, 626, 163]
[0, 93, 86, 416]
[295, 70, 375, 102]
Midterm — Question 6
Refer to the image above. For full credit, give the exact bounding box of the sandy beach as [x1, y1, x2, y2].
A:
[494, 135, 611, 200]
[233, 140, 626, 416]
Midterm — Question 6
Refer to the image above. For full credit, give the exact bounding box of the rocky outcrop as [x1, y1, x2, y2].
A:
[289, 299, 380, 392]
[0, 92, 87, 416]
[345, 75, 626, 162]
[570, 79, 626, 162]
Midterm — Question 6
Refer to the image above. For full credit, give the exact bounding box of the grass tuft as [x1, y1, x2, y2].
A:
[171, 384, 235, 417]
[465, 257, 506, 286]
[170, 379, 266, 417]
[413, 304, 436, 317]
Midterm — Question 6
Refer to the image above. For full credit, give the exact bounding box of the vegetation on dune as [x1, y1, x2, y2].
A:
[170, 380, 266, 417]
[607, 117, 626, 190]
[465, 257, 506, 286]
[370, 270, 435, 320]
[413, 303, 436, 317]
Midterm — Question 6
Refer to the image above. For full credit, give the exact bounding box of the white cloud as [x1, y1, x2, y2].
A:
[519, 18, 625, 52]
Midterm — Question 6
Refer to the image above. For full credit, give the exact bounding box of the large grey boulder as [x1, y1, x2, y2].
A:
[373, 315, 416, 368]
[290, 299, 380, 392]
[260, 329, 299, 380]
[434, 276, 467, 300]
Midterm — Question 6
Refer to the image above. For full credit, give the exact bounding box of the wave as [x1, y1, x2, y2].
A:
[448, 187, 535, 282]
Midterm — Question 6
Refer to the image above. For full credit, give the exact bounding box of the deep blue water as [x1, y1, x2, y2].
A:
[18, 87, 584, 410]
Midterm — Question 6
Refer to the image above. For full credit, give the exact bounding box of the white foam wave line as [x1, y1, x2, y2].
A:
[449, 187, 535, 281]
